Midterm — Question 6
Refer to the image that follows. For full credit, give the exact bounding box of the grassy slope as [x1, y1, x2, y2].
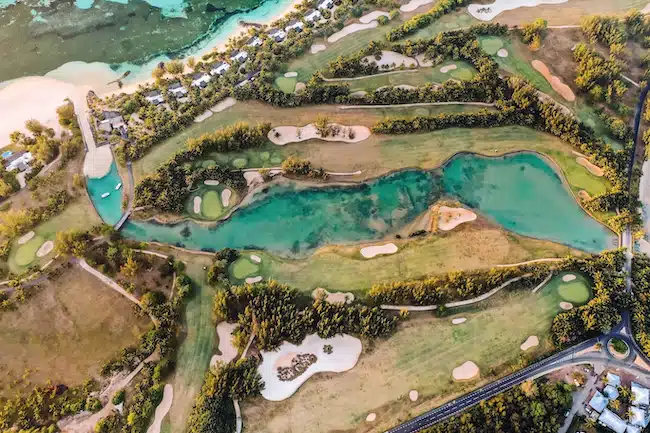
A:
[0, 265, 151, 398]
[242, 282, 581, 433]
[245, 223, 582, 293]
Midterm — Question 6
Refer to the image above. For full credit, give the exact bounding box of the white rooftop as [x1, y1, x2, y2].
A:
[589, 391, 608, 413]
[607, 373, 622, 387]
[627, 425, 642, 433]
[604, 384, 620, 400]
[599, 408, 627, 433]
[629, 406, 649, 427]
[632, 382, 650, 406]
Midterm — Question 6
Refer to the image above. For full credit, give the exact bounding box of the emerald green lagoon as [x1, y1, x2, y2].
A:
[86, 162, 124, 226]
[116, 153, 616, 256]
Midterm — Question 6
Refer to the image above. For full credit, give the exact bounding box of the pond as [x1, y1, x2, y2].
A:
[97, 152, 615, 256]
[86, 162, 125, 226]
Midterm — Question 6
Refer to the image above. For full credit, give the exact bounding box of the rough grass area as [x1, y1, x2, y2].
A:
[544, 272, 592, 305]
[163, 254, 216, 433]
[248, 222, 582, 293]
[0, 264, 151, 398]
[8, 200, 102, 274]
[243, 284, 577, 432]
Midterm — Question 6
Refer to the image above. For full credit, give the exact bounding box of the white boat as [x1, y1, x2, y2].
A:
[115, 183, 122, 190]
[101, 192, 110, 198]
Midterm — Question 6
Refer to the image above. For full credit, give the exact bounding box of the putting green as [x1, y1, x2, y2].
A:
[270, 155, 283, 164]
[545, 272, 591, 305]
[201, 159, 216, 168]
[275, 77, 298, 93]
[14, 236, 45, 267]
[450, 66, 474, 81]
[480, 36, 504, 55]
[229, 257, 260, 280]
[201, 191, 224, 219]
[260, 151, 270, 161]
[232, 158, 247, 169]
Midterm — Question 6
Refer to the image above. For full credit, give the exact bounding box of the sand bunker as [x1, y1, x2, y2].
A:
[193, 196, 202, 214]
[210, 322, 239, 367]
[246, 276, 263, 284]
[146, 384, 173, 433]
[363, 51, 417, 70]
[221, 189, 232, 207]
[497, 48, 509, 57]
[258, 334, 362, 401]
[366, 413, 377, 422]
[453, 361, 480, 381]
[294, 82, 306, 93]
[312, 288, 355, 304]
[210, 97, 236, 113]
[469, 0, 568, 21]
[243, 171, 264, 187]
[194, 110, 213, 122]
[452, 317, 467, 325]
[204, 180, 220, 186]
[36, 241, 54, 258]
[311, 44, 327, 54]
[562, 274, 577, 282]
[400, 0, 434, 12]
[250, 254, 262, 263]
[359, 10, 390, 23]
[18, 231, 35, 245]
[328, 22, 378, 43]
[360, 243, 398, 258]
[350, 90, 368, 98]
[578, 190, 591, 201]
[576, 157, 604, 176]
[438, 206, 477, 231]
[560, 301, 573, 310]
[440, 64, 458, 73]
[531, 60, 575, 102]
[409, 390, 419, 402]
[520, 335, 539, 351]
[284, 72, 298, 78]
[269, 123, 371, 145]
[84, 145, 114, 179]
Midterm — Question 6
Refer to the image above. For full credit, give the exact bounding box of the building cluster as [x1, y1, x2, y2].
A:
[1, 150, 33, 172]
[586, 373, 650, 433]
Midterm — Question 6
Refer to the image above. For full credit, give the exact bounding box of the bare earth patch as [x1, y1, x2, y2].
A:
[531, 60, 576, 101]
[520, 335, 539, 351]
[210, 322, 239, 368]
[452, 361, 480, 381]
[576, 157, 604, 176]
[268, 123, 371, 145]
[204, 180, 220, 186]
[312, 287, 355, 304]
[360, 243, 398, 258]
[452, 317, 467, 325]
[258, 334, 362, 401]
[366, 413, 377, 422]
[438, 206, 477, 231]
[17, 231, 35, 245]
[409, 390, 419, 402]
[328, 22, 378, 43]
[36, 240, 54, 258]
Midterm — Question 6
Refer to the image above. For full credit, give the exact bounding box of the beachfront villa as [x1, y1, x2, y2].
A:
[586, 374, 650, 433]
[632, 382, 650, 407]
[168, 82, 188, 98]
[3, 151, 33, 172]
[317, 0, 334, 9]
[268, 28, 287, 42]
[304, 9, 322, 22]
[246, 36, 263, 47]
[98, 111, 126, 133]
[236, 70, 261, 87]
[285, 19, 304, 33]
[210, 61, 231, 76]
[191, 73, 211, 88]
[230, 50, 249, 63]
[144, 90, 164, 105]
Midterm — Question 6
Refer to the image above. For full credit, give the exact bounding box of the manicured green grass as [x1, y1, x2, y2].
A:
[229, 257, 260, 280]
[231, 158, 247, 168]
[540, 272, 591, 305]
[479, 36, 504, 55]
[13, 236, 44, 267]
[274, 76, 297, 93]
[201, 190, 224, 219]
[243, 284, 576, 432]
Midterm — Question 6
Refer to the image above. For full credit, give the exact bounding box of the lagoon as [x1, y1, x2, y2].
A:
[101, 153, 616, 256]
[86, 162, 124, 226]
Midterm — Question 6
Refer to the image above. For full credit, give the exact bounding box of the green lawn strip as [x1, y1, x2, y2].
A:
[541, 272, 592, 305]
[575, 104, 625, 150]
[166, 258, 216, 433]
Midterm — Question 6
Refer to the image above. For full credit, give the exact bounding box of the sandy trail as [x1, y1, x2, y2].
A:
[268, 123, 370, 145]
[531, 60, 575, 101]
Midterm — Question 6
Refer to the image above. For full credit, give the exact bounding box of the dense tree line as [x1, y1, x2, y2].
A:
[207, 248, 240, 285]
[213, 280, 397, 351]
[386, 0, 470, 41]
[185, 359, 263, 433]
[0, 190, 71, 239]
[581, 15, 627, 53]
[573, 43, 627, 105]
[631, 254, 650, 357]
[422, 380, 573, 433]
[519, 18, 547, 50]
[281, 156, 327, 178]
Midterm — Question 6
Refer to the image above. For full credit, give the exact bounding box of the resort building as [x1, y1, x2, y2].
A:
[607, 373, 622, 387]
[317, 0, 334, 9]
[144, 90, 164, 105]
[230, 50, 249, 63]
[98, 111, 126, 133]
[236, 70, 261, 87]
[604, 384, 620, 400]
[3, 151, 33, 172]
[632, 383, 650, 407]
[168, 82, 188, 98]
[191, 73, 211, 88]
[268, 28, 287, 42]
[285, 19, 304, 33]
[598, 409, 628, 433]
[589, 391, 608, 413]
[210, 61, 231, 76]
[304, 9, 321, 22]
[629, 406, 650, 428]
[246, 36, 263, 47]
